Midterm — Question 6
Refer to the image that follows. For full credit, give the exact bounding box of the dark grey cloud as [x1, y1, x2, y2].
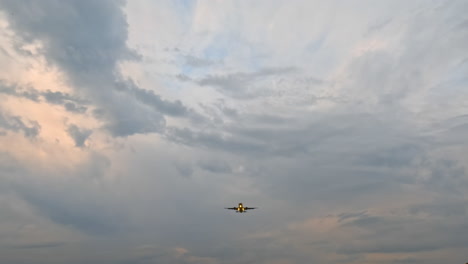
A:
[115, 79, 189, 117]
[63, 102, 87, 113]
[0, 0, 136, 73]
[0, 80, 40, 101]
[66, 124, 92, 147]
[0, 81, 90, 113]
[0, 0, 195, 137]
[42, 90, 87, 105]
[42, 90, 89, 113]
[0, 111, 40, 138]
[198, 159, 232, 174]
[102, 103, 165, 137]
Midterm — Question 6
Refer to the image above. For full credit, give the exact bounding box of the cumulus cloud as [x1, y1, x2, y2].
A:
[0, 0, 195, 137]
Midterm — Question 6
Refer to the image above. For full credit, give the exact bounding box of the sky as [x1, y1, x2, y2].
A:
[0, 0, 467, 263]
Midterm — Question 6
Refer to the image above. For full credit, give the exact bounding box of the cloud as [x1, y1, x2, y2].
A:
[354, 144, 423, 167]
[42, 90, 89, 113]
[63, 102, 87, 113]
[165, 126, 267, 155]
[418, 158, 468, 195]
[0, 1, 467, 264]
[175, 162, 194, 178]
[197, 159, 232, 174]
[2, 152, 120, 236]
[337, 212, 468, 254]
[184, 55, 216, 68]
[110, 245, 219, 264]
[42, 90, 87, 105]
[101, 103, 165, 137]
[19, 187, 118, 235]
[0, 81, 89, 113]
[409, 199, 468, 218]
[0, 0, 195, 137]
[115, 79, 190, 117]
[196, 67, 296, 98]
[66, 124, 92, 147]
[0, 111, 40, 138]
[0, 80, 40, 101]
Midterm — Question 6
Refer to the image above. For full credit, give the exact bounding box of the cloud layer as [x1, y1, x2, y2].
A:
[0, 0, 467, 263]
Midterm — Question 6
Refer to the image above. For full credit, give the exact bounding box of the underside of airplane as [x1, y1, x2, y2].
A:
[225, 203, 257, 213]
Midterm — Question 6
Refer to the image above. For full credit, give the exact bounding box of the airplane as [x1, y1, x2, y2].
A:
[225, 203, 257, 213]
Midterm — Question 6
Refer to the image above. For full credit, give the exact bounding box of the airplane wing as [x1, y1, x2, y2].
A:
[244, 207, 257, 210]
[225, 207, 237, 210]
